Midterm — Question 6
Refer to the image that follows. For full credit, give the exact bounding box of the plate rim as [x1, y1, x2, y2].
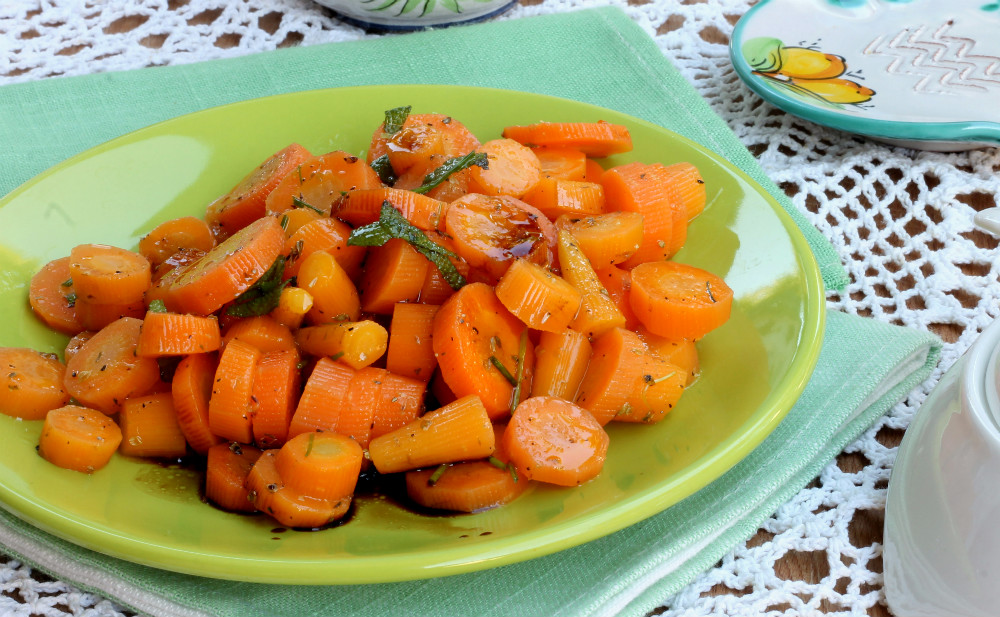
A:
[729, 0, 1000, 147]
[0, 84, 827, 584]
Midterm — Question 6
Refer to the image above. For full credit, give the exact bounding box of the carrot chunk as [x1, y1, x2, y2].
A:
[38, 405, 122, 473]
[205, 442, 262, 512]
[118, 392, 188, 458]
[171, 352, 224, 455]
[0, 347, 70, 420]
[502, 121, 633, 157]
[208, 339, 260, 443]
[28, 257, 83, 335]
[629, 261, 733, 340]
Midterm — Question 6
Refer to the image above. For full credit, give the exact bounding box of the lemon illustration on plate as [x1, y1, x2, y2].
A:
[742, 37, 875, 107]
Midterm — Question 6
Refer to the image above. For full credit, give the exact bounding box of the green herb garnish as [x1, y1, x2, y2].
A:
[348, 201, 466, 290]
[148, 299, 168, 313]
[488, 456, 519, 483]
[64, 292, 77, 308]
[292, 196, 324, 215]
[413, 152, 489, 195]
[509, 328, 528, 414]
[225, 255, 289, 317]
[382, 105, 411, 136]
[428, 463, 449, 486]
[489, 356, 517, 386]
[305, 432, 315, 457]
[370, 154, 397, 186]
[60, 278, 73, 288]
[329, 351, 345, 362]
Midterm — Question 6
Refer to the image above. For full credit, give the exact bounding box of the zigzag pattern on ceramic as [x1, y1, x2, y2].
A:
[864, 21, 1000, 94]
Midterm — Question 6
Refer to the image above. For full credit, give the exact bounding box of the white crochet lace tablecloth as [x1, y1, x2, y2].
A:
[2, 1, 999, 616]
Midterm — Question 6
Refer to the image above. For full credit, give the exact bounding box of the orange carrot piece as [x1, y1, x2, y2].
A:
[137, 310, 221, 357]
[28, 257, 83, 335]
[168, 216, 285, 316]
[629, 261, 733, 340]
[370, 370, 427, 439]
[613, 355, 687, 424]
[556, 230, 626, 338]
[205, 442, 262, 512]
[171, 352, 224, 455]
[205, 143, 312, 239]
[222, 315, 296, 354]
[335, 188, 449, 232]
[251, 349, 301, 448]
[287, 357, 355, 438]
[208, 338, 260, 443]
[246, 448, 353, 528]
[601, 162, 688, 267]
[661, 162, 707, 221]
[37, 405, 122, 473]
[64, 331, 94, 364]
[118, 392, 188, 458]
[386, 303, 439, 381]
[270, 286, 313, 330]
[138, 216, 217, 269]
[415, 231, 471, 305]
[69, 243, 151, 306]
[274, 431, 364, 502]
[368, 395, 495, 474]
[74, 297, 147, 332]
[593, 264, 641, 331]
[531, 330, 592, 400]
[0, 347, 70, 420]
[432, 283, 535, 420]
[368, 113, 481, 170]
[295, 321, 388, 370]
[639, 330, 700, 385]
[279, 207, 321, 238]
[468, 138, 542, 199]
[282, 216, 366, 281]
[533, 147, 587, 181]
[502, 396, 609, 486]
[494, 259, 582, 333]
[574, 327, 647, 425]
[444, 193, 557, 283]
[555, 212, 644, 268]
[583, 158, 605, 183]
[64, 316, 161, 414]
[502, 121, 633, 157]
[296, 250, 361, 325]
[521, 177, 605, 221]
[264, 151, 382, 216]
[358, 238, 430, 314]
[146, 248, 205, 309]
[334, 366, 383, 449]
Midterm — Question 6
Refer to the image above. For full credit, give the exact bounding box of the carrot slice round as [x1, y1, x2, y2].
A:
[69, 244, 151, 306]
[138, 216, 217, 268]
[0, 347, 70, 420]
[208, 338, 260, 444]
[171, 352, 224, 455]
[205, 442, 262, 512]
[38, 405, 123, 473]
[501, 121, 633, 157]
[28, 257, 83, 335]
[629, 261, 733, 340]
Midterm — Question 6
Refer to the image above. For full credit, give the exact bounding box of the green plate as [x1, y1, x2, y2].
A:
[0, 85, 824, 584]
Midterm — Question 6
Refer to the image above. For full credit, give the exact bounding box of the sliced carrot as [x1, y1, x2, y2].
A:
[368, 394, 495, 474]
[282, 216, 366, 281]
[531, 330, 592, 400]
[274, 431, 364, 502]
[358, 238, 430, 314]
[208, 338, 260, 444]
[556, 230, 626, 338]
[295, 321, 388, 370]
[404, 422, 525, 512]
[0, 347, 70, 420]
[334, 366, 382, 449]
[279, 207, 321, 238]
[593, 264, 641, 331]
[251, 349, 301, 448]
[69, 243, 151, 306]
[335, 188, 449, 232]
[171, 352, 224, 455]
[502, 396, 609, 486]
[205, 143, 312, 239]
[468, 138, 542, 198]
[370, 370, 427, 439]
[37, 405, 122, 473]
[295, 250, 361, 325]
[494, 259, 582, 333]
[639, 329, 700, 385]
[270, 286, 313, 330]
[416, 231, 471, 305]
[444, 193, 557, 283]
[555, 212, 644, 268]
[138, 216, 216, 269]
[28, 256, 83, 335]
[368, 113, 481, 171]
[533, 147, 587, 181]
[264, 151, 382, 215]
[168, 216, 285, 316]
[146, 248, 205, 309]
[222, 315, 295, 354]
[205, 442, 262, 512]
[64, 331, 94, 364]
[246, 448, 352, 528]
[521, 177, 605, 221]
[574, 327, 647, 425]
[137, 310, 221, 357]
[502, 121, 633, 157]
[64, 316, 161, 414]
[386, 303, 439, 381]
[287, 357, 355, 438]
[613, 354, 687, 424]
[583, 158, 605, 183]
[118, 392, 188, 458]
[74, 297, 147, 332]
[661, 162, 707, 221]
[629, 261, 733, 340]
[601, 162, 688, 266]
[432, 283, 535, 420]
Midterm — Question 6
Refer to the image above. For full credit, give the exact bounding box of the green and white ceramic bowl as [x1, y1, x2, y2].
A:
[731, 0, 1000, 151]
[313, 0, 517, 30]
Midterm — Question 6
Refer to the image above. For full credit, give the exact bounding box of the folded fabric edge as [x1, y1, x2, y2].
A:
[607, 333, 942, 617]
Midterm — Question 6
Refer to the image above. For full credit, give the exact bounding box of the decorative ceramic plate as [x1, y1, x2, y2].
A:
[311, 0, 517, 30]
[731, 0, 1000, 151]
[0, 85, 824, 584]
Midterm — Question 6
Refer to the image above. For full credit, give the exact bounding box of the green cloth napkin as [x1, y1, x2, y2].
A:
[0, 7, 938, 617]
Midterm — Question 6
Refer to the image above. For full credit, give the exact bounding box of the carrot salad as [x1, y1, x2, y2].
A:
[2, 106, 732, 527]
